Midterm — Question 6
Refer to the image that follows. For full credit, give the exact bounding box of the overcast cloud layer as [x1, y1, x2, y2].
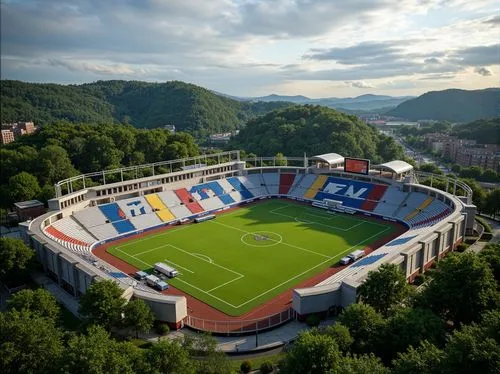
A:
[1, 0, 498, 97]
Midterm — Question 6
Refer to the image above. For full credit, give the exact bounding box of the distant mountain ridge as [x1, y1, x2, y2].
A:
[388, 88, 500, 122]
[244, 93, 414, 112]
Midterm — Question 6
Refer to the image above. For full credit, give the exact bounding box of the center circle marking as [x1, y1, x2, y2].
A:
[240, 231, 283, 247]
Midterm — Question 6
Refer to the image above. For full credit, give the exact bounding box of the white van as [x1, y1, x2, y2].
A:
[154, 262, 179, 278]
[339, 250, 365, 265]
[145, 274, 160, 287]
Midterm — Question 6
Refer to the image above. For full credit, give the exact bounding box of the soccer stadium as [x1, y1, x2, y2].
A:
[20, 151, 476, 333]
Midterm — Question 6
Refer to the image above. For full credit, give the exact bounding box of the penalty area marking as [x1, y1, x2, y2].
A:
[240, 231, 283, 247]
[192, 253, 213, 263]
[294, 217, 314, 224]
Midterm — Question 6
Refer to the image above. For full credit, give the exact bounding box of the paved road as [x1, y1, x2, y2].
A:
[468, 217, 500, 253]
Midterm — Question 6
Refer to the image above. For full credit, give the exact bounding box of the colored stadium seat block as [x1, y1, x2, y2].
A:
[304, 175, 328, 199]
[226, 177, 254, 200]
[46, 226, 89, 247]
[360, 184, 388, 211]
[279, 173, 296, 195]
[405, 197, 433, 220]
[174, 188, 205, 214]
[145, 194, 175, 222]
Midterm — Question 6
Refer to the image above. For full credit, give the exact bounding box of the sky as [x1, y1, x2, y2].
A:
[1, 0, 499, 98]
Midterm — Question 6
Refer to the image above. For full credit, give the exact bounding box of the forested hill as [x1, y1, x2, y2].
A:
[0, 80, 291, 138]
[387, 88, 500, 122]
[229, 105, 405, 163]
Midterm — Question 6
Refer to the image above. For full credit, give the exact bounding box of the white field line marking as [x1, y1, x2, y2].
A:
[303, 212, 334, 220]
[115, 224, 192, 249]
[301, 205, 389, 229]
[115, 247, 153, 268]
[168, 244, 243, 277]
[206, 274, 245, 293]
[209, 220, 331, 259]
[192, 253, 213, 263]
[134, 244, 171, 257]
[347, 221, 365, 231]
[174, 277, 239, 308]
[270, 210, 351, 231]
[233, 225, 391, 309]
[163, 259, 194, 274]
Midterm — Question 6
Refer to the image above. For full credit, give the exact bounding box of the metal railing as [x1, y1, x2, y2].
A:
[54, 150, 241, 197]
[185, 307, 295, 334]
[414, 171, 473, 200]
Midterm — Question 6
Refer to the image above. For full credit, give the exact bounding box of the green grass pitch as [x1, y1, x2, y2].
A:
[108, 200, 397, 316]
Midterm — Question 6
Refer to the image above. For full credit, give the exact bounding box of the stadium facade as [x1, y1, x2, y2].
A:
[19, 151, 476, 332]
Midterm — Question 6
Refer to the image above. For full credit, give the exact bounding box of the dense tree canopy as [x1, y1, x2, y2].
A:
[7, 288, 60, 321]
[0, 80, 291, 138]
[230, 105, 405, 162]
[0, 122, 199, 208]
[78, 280, 127, 330]
[123, 299, 155, 338]
[358, 263, 412, 317]
[0, 237, 34, 282]
[418, 252, 499, 326]
[0, 310, 64, 374]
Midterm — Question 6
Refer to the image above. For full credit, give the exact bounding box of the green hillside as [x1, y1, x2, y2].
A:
[388, 88, 500, 122]
[0, 80, 291, 138]
[230, 104, 405, 163]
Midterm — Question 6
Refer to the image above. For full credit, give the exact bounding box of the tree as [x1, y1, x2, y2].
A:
[391, 341, 445, 374]
[145, 339, 194, 374]
[321, 323, 354, 352]
[37, 145, 79, 185]
[337, 303, 385, 354]
[478, 243, 500, 282]
[358, 263, 411, 316]
[419, 163, 443, 174]
[0, 310, 64, 374]
[443, 317, 500, 374]
[123, 299, 154, 338]
[7, 288, 60, 321]
[275, 152, 287, 166]
[0, 237, 34, 282]
[335, 353, 389, 374]
[183, 334, 232, 374]
[280, 330, 342, 374]
[64, 325, 143, 374]
[78, 280, 126, 330]
[418, 252, 499, 326]
[485, 189, 500, 218]
[381, 308, 445, 362]
[8, 171, 42, 203]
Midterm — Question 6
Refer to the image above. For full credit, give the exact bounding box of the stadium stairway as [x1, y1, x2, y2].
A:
[145, 194, 176, 222]
[174, 188, 205, 214]
[304, 175, 327, 199]
[279, 173, 297, 195]
[360, 184, 388, 211]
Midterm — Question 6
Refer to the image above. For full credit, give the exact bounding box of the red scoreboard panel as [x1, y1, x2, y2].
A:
[344, 158, 370, 175]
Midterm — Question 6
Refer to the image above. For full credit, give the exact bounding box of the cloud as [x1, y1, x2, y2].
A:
[348, 81, 374, 88]
[474, 67, 492, 76]
[0, 0, 498, 96]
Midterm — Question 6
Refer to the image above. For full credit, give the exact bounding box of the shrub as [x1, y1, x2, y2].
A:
[475, 216, 492, 233]
[260, 361, 274, 373]
[413, 274, 425, 285]
[481, 232, 493, 241]
[456, 243, 470, 252]
[240, 360, 252, 373]
[306, 314, 321, 327]
[155, 322, 170, 335]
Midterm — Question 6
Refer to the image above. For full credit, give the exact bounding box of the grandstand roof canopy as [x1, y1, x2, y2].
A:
[310, 153, 344, 165]
[374, 160, 413, 174]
